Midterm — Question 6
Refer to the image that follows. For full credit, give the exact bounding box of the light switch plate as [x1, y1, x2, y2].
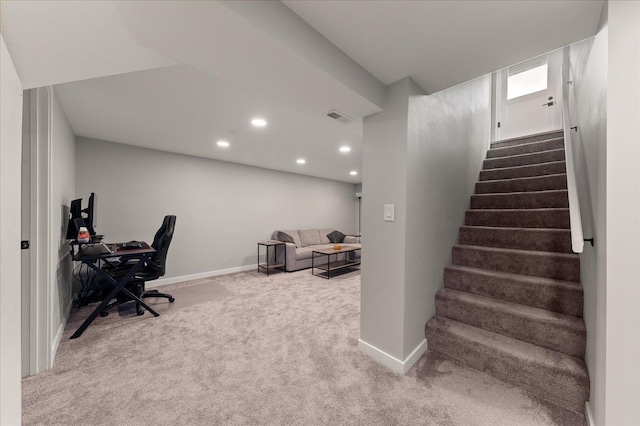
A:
[384, 204, 395, 222]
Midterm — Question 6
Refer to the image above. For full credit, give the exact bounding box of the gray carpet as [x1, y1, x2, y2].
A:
[23, 270, 584, 425]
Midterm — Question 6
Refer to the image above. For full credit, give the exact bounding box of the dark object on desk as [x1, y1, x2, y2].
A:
[103, 215, 177, 316]
[120, 240, 143, 249]
[66, 193, 99, 238]
[79, 242, 113, 257]
[65, 199, 83, 239]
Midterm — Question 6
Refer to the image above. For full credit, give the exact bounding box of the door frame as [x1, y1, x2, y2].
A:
[494, 50, 563, 140]
[22, 87, 53, 376]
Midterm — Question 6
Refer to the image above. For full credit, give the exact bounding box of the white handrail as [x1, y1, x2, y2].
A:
[561, 65, 584, 253]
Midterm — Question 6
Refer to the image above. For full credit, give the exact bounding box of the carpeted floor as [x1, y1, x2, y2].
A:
[22, 269, 584, 425]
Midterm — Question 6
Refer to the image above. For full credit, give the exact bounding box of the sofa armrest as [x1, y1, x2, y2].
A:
[275, 242, 297, 271]
[344, 235, 360, 244]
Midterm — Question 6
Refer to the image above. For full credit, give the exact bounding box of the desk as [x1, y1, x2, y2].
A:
[70, 241, 159, 339]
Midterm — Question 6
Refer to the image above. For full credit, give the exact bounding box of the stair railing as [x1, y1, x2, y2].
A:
[561, 64, 584, 253]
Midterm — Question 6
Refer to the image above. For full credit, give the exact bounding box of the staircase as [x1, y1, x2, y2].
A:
[425, 129, 590, 413]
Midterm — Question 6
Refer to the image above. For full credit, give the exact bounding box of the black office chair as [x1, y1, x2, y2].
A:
[102, 215, 177, 316]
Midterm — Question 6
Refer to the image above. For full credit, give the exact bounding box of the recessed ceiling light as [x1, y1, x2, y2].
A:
[296, 158, 306, 165]
[350, 171, 358, 176]
[339, 146, 351, 153]
[217, 140, 230, 148]
[251, 118, 267, 127]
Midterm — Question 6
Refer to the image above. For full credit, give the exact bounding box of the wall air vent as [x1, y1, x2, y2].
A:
[324, 109, 353, 124]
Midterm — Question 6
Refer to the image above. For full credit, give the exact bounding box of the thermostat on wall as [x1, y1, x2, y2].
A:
[384, 204, 395, 222]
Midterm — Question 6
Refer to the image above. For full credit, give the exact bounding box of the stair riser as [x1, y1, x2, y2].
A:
[444, 266, 583, 316]
[458, 227, 573, 253]
[452, 246, 580, 281]
[425, 318, 588, 413]
[471, 191, 568, 209]
[483, 149, 565, 170]
[479, 161, 566, 181]
[490, 130, 564, 149]
[475, 174, 567, 194]
[435, 291, 586, 358]
[465, 209, 570, 229]
[487, 138, 564, 159]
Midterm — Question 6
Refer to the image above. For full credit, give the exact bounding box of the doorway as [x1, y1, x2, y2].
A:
[494, 50, 563, 140]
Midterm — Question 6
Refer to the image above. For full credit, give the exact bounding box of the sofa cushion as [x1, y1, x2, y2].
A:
[327, 230, 346, 243]
[279, 230, 302, 248]
[295, 244, 336, 260]
[298, 229, 322, 247]
[318, 228, 334, 244]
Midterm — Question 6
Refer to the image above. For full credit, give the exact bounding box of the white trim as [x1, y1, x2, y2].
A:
[585, 401, 595, 426]
[561, 60, 584, 253]
[50, 300, 71, 365]
[148, 264, 258, 288]
[357, 338, 428, 374]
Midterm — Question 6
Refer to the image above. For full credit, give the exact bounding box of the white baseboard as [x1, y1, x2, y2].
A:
[148, 264, 258, 288]
[358, 338, 428, 374]
[51, 300, 72, 367]
[585, 401, 595, 426]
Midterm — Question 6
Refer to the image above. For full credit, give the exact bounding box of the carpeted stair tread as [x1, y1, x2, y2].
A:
[435, 288, 586, 358]
[470, 190, 568, 209]
[487, 138, 564, 159]
[490, 130, 564, 149]
[483, 149, 565, 170]
[444, 265, 583, 317]
[465, 208, 570, 229]
[479, 161, 567, 181]
[475, 174, 568, 194]
[458, 226, 573, 253]
[425, 316, 589, 413]
[452, 245, 580, 281]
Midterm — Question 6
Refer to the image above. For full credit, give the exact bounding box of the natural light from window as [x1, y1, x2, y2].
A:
[507, 64, 548, 100]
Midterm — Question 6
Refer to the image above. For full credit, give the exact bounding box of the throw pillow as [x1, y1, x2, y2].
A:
[275, 231, 296, 245]
[326, 230, 346, 244]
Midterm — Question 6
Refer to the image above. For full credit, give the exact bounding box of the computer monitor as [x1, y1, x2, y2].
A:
[82, 192, 97, 236]
[65, 198, 83, 239]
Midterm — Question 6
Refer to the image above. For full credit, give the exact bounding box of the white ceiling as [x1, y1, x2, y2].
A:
[1, 1, 604, 183]
[284, 1, 604, 94]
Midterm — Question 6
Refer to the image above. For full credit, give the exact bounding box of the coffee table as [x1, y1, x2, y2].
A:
[311, 245, 361, 279]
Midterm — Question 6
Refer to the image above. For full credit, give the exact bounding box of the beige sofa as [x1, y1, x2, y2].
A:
[272, 228, 361, 272]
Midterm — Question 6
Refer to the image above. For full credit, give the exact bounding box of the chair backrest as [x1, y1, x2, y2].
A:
[149, 215, 176, 277]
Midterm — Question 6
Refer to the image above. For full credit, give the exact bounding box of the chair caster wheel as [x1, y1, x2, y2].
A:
[137, 309, 144, 316]
[100, 312, 109, 317]
[169, 297, 175, 303]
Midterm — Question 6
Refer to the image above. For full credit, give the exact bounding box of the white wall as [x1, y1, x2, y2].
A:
[0, 34, 24, 426]
[359, 75, 491, 371]
[360, 78, 412, 364]
[75, 138, 357, 281]
[605, 2, 640, 425]
[49, 88, 75, 359]
[567, 16, 608, 425]
[404, 75, 491, 356]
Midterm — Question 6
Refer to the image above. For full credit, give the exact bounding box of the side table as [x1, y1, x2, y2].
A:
[257, 240, 287, 276]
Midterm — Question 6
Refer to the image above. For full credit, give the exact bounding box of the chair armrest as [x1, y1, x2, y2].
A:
[344, 235, 360, 244]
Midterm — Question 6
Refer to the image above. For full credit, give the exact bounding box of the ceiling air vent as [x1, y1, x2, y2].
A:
[324, 109, 353, 124]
